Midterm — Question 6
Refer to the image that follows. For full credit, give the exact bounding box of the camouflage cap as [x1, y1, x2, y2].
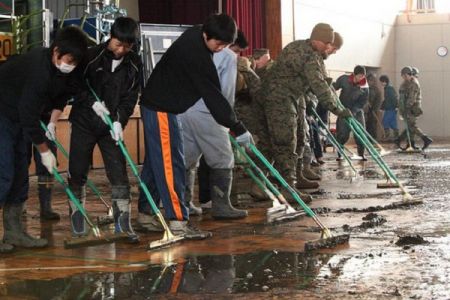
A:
[332, 32, 343, 49]
[253, 48, 269, 59]
[310, 23, 334, 44]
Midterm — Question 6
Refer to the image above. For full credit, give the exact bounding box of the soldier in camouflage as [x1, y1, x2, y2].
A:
[234, 56, 261, 135]
[250, 23, 351, 203]
[396, 66, 432, 150]
[364, 73, 384, 141]
[251, 48, 274, 79]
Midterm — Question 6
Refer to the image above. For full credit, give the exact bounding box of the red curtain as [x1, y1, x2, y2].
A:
[225, 0, 265, 56]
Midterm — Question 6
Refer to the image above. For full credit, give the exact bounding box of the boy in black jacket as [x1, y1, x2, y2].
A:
[0, 26, 87, 253]
[138, 14, 253, 239]
[68, 17, 141, 242]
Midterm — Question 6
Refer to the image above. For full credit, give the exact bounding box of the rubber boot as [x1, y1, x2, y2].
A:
[392, 129, 399, 142]
[357, 146, 367, 161]
[38, 184, 60, 221]
[169, 220, 212, 240]
[210, 168, 248, 220]
[68, 185, 86, 237]
[296, 163, 319, 189]
[281, 185, 313, 205]
[3, 202, 48, 248]
[302, 164, 321, 181]
[383, 129, 391, 142]
[185, 168, 202, 216]
[0, 241, 14, 253]
[422, 135, 433, 150]
[113, 199, 139, 243]
[249, 181, 269, 201]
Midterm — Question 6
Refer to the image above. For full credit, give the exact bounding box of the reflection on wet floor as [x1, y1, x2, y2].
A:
[2, 142, 450, 299]
[4, 251, 332, 298]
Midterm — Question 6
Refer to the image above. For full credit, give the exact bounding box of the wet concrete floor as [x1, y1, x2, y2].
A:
[1, 141, 450, 299]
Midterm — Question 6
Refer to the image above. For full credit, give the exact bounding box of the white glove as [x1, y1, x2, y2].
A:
[92, 101, 110, 124]
[40, 150, 57, 174]
[45, 122, 56, 141]
[236, 131, 254, 147]
[110, 121, 123, 142]
[399, 115, 404, 121]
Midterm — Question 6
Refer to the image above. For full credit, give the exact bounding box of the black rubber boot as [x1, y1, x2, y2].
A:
[357, 146, 367, 161]
[3, 202, 48, 248]
[113, 199, 139, 243]
[422, 135, 433, 150]
[38, 184, 60, 221]
[185, 168, 202, 216]
[69, 185, 86, 237]
[210, 169, 248, 220]
[0, 241, 14, 253]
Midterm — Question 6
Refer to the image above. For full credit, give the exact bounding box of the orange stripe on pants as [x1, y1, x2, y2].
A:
[157, 112, 183, 220]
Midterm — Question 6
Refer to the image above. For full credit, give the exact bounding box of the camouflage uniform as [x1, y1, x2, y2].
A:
[251, 39, 344, 183]
[364, 83, 383, 140]
[398, 78, 425, 143]
[234, 56, 261, 135]
[254, 59, 274, 79]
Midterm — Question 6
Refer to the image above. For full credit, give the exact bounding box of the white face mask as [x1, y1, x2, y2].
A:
[56, 61, 76, 74]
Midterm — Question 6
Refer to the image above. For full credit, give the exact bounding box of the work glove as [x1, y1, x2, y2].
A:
[40, 150, 57, 174]
[337, 108, 352, 118]
[110, 121, 123, 143]
[92, 101, 110, 124]
[236, 131, 255, 148]
[45, 122, 56, 141]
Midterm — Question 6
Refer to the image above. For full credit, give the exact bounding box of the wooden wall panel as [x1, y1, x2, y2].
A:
[264, 0, 282, 59]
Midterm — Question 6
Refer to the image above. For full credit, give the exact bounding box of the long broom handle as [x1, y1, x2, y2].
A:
[86, 80, 174, 230]
[310, 110, 357, 174]
[345, 116, 410, 197]
[32, 146, 101, 237]
[247, 141, 331, 235]
[233, 138, 317, 218]
[232, 138, 288, 203]
[39, 121, 110, 209]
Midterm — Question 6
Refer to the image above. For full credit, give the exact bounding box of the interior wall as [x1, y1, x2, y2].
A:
[396, 13, 450, 137]
[286, 0, 404, 80]
[120, 0, 139, 21]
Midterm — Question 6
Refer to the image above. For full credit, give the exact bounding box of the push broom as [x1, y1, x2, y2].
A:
[40, 121, 114, 225]
[32, 153, 129, 248]
[236, 139, 350, 250]
[87, 80, 184, 249]
[310, 110, 358, 177]
[230, 137, 305, 223]
[340, 107, 422, 204]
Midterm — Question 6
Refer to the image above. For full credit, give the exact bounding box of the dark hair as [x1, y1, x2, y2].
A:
[379, 75, 390, 84]
[354, 65, 366, 76]
[233, 30, 248, 49]
[110, 17, 138, 44]
[50, 26, 88, 63]
[202, 13, 237, 44]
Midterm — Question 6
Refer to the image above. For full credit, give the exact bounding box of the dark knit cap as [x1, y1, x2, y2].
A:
[310, 23, 334, 44]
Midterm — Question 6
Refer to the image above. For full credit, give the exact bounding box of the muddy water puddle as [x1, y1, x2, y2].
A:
[1, 251, 334, 299]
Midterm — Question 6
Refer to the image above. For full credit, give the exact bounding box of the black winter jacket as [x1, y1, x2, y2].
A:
[70, 42, 141, 134]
